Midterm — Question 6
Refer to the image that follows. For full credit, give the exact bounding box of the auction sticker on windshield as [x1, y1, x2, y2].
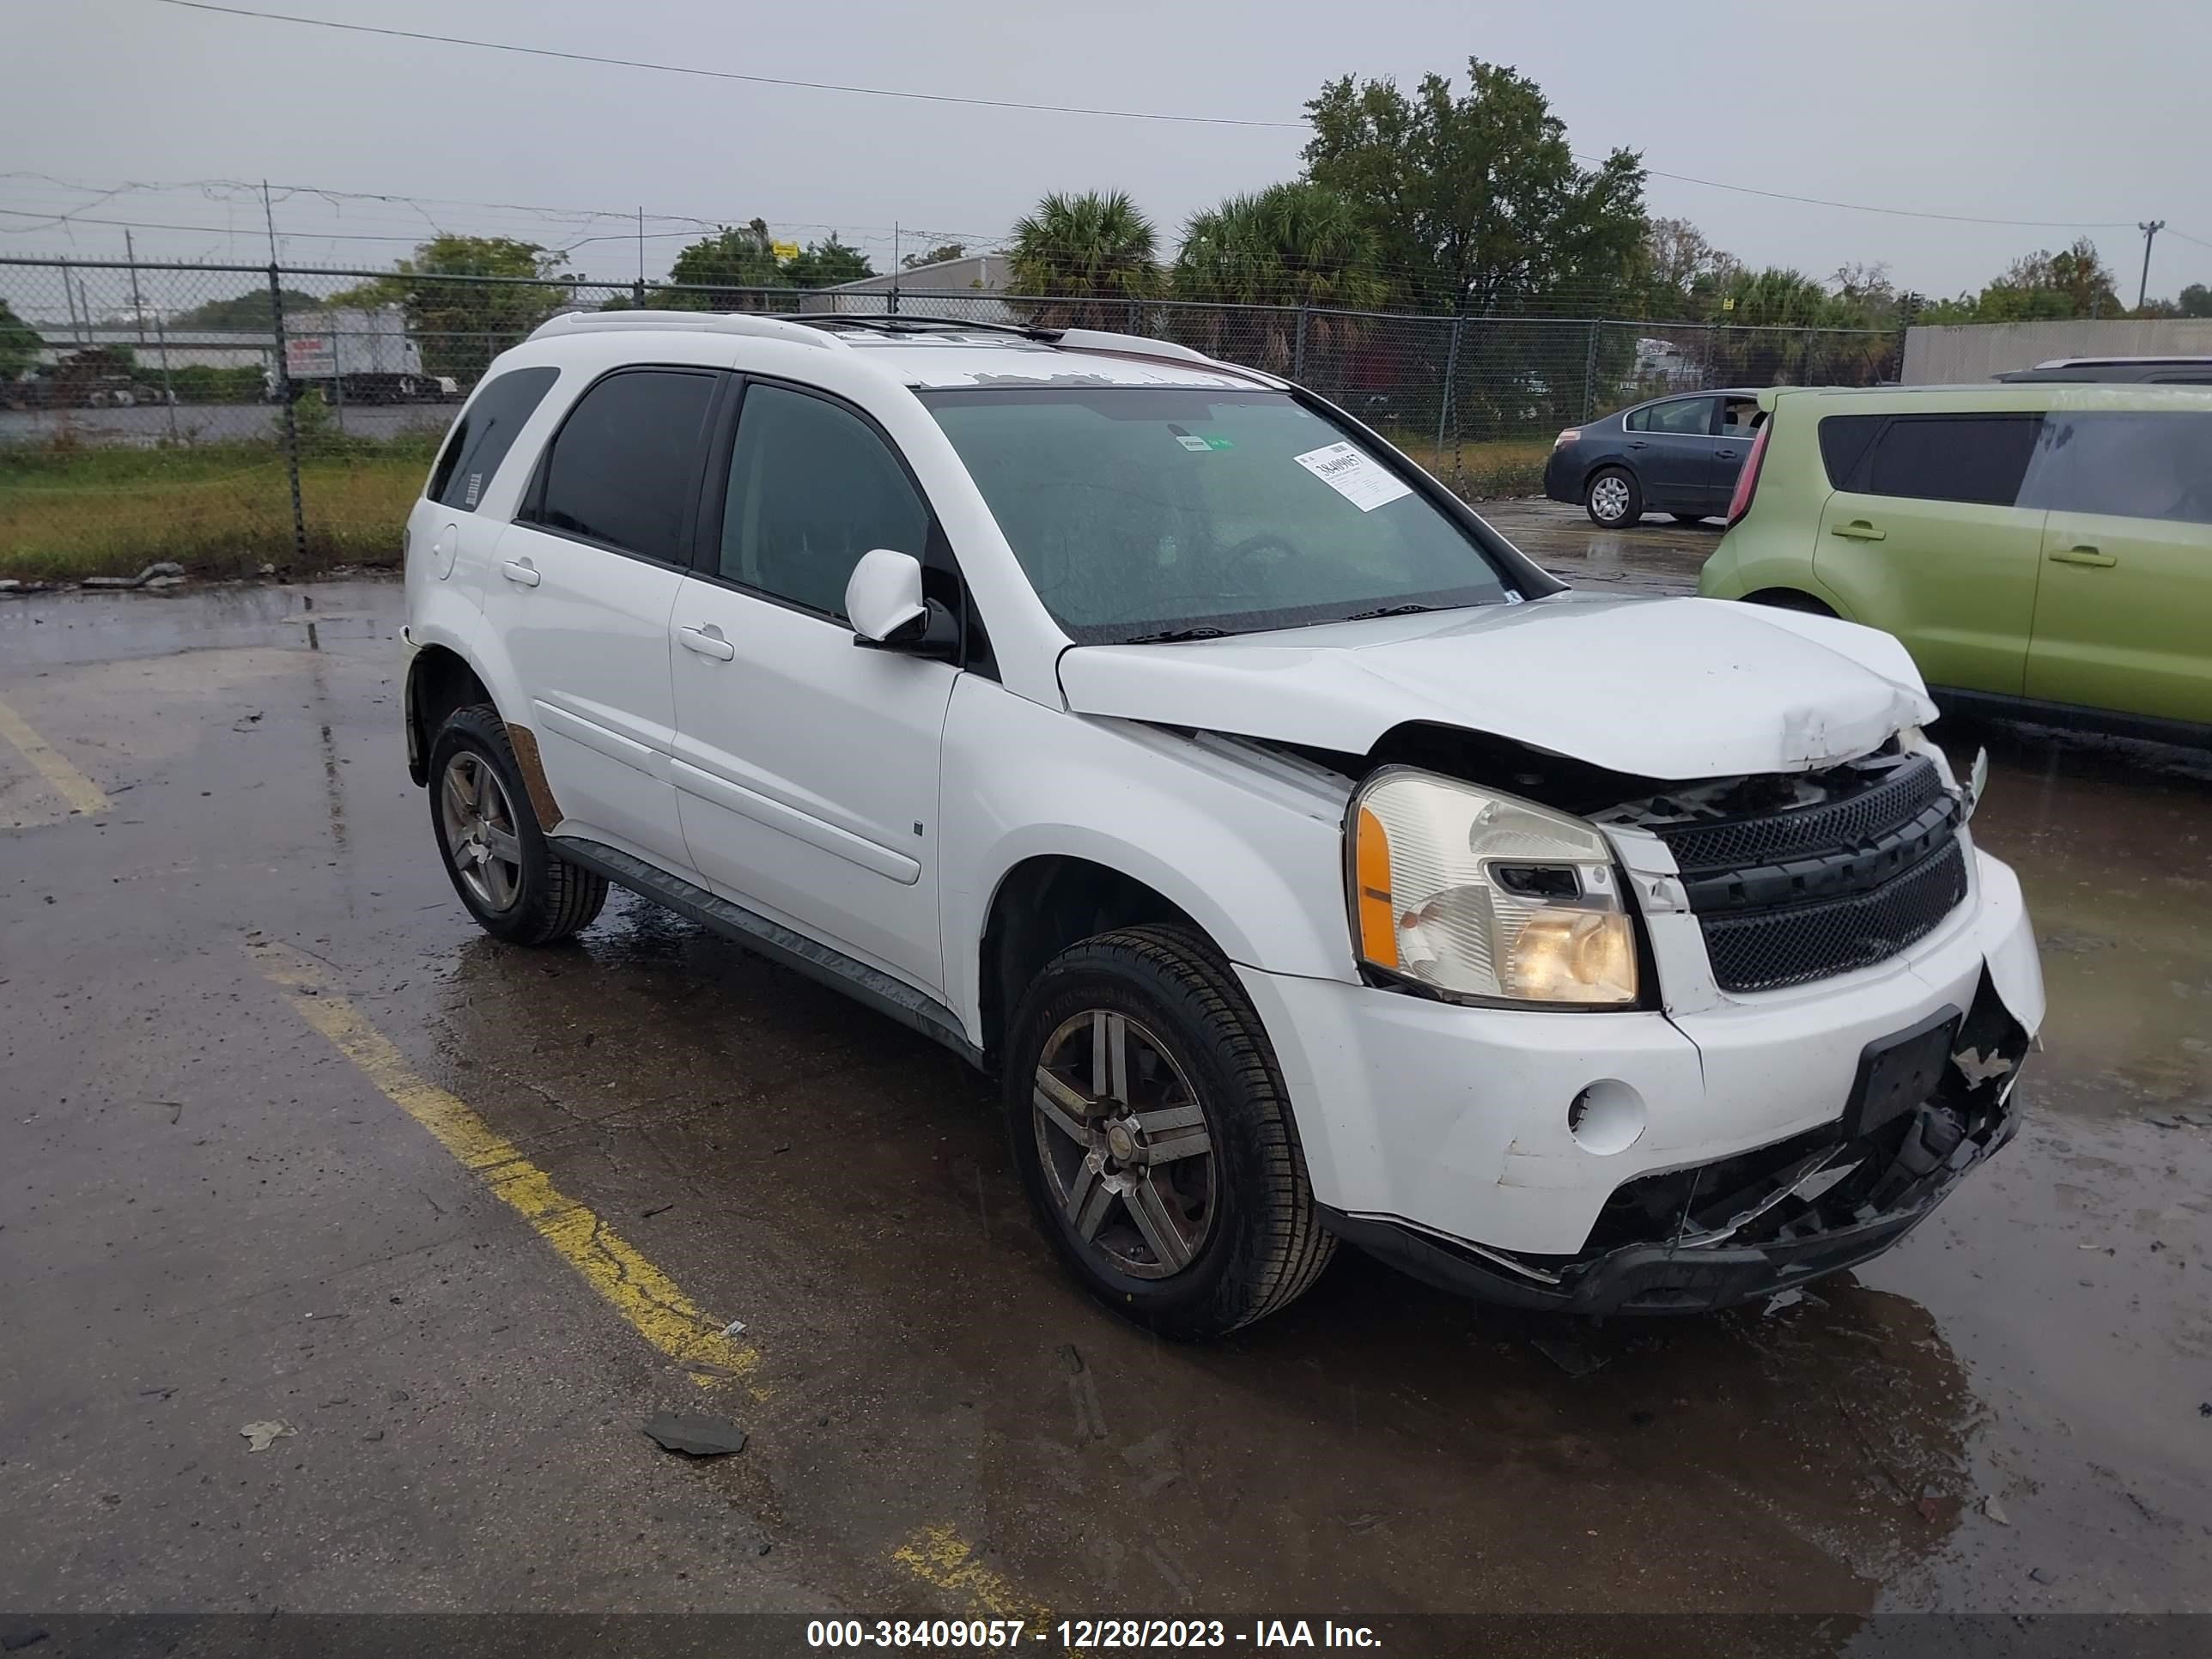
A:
[1293, 441, 1413, 512]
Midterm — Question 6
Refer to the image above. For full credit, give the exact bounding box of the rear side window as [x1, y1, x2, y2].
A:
[528, 368, 718, 562]
[1827, 413, 2042, 506]
[2023, 410, 2212, 526]
[719, 383, 931, 618]
[427, 367, 557, 510]
[1818, 415, 1884, 489]
[1627, 397, 1716, 436]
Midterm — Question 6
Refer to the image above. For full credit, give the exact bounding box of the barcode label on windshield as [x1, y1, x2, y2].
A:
[1292, 442, 1413, 513]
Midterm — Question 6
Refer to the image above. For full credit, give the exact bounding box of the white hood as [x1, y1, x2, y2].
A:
[1055, 593, 1937, 780]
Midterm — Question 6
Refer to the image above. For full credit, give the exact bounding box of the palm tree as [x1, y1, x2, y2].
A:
[1007, 191, 1161, 328]
[1169, 183, 1385, 371]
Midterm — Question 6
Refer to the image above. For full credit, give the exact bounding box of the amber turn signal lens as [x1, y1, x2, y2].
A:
[1354, 804, 1398, 970]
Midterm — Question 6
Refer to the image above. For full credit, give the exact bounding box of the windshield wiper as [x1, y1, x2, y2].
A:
[1342, 603, 1439, 620]
[1117, 625, 1234, 645]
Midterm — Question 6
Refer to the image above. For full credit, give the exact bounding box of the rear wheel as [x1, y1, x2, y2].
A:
[1585, 467, 1641, 527]
[1004, 926, 1334, 1340]
[428, 703, 607, 945]
[1742, 588, 1838, 617]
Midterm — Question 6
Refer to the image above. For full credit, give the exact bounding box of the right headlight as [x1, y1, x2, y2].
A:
[1348, 766, 1638, 1007]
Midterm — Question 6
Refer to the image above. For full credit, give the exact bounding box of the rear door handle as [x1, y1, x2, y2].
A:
[1626, 440, 1648, 450]
[1716, 448, 1737, 460]
[678, 623, 737, 661]
[1828, 521, 1887, 542]
[2047, 544, 2116, 568]
[500, 558, 541, 586]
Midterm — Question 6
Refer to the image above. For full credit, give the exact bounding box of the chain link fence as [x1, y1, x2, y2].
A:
[0, 255, 1903, 580]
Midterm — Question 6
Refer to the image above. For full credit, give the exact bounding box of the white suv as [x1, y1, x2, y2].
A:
[402, 312, 2045, 1338]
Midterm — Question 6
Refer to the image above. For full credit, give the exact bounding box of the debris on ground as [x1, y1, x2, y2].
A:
[720, 1318, 746, 1338]
[1, 1623, 52, 1652]
[1528, 1334, 1607, 1378]
[641, 1412, 748, 1457]
[1060, 1343, 1085, 1374]
[2030, 1566, 2058, 1585]
[1763, 1289, 1805, 1316]
[81, 562, 185, 592]
[240, 1420, 294, 1453]
[1984, 1495, 2011, 1525]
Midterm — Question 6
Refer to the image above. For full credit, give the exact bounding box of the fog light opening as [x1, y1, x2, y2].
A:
[1568, 1080, 1646, 1156]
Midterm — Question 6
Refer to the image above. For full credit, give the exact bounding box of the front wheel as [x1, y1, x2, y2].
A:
[1004, 926, 1334, 1340]
[428, 703, 608, 945]
[1585, 466, 1642, 527]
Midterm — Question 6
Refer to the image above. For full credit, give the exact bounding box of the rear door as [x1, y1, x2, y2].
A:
[668, 378, 960, 994]
[1623, 396, 1720, 509]
[1811, 410, 2045, 695]
[483, 365, 720, 868]
[2020, 408, 2212, 724]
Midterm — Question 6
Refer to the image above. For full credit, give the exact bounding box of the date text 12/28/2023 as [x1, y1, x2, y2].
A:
[805, 1620, 1382, 1649]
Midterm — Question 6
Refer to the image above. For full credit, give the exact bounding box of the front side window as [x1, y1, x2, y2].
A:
[2022, 410, 2212, 526]
[1628, 398, 1717, 436]
[530, 368, 717, 562]
[1846, 413, 2043, 507]
[427, 366, 558, 510]
[923, 386, 1512, 643]
[719, 384, 932, 618]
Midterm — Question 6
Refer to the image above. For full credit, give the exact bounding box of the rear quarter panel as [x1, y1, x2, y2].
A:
[1698, 400, 1845, 610]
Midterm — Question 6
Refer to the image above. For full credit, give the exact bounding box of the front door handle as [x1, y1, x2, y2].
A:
[678, 623, 737, 661]
[1717, 448, 1737, 460]
[2047, 544, 2117, 568]
[1828, 521, 1887, 542]
[500, 558, 541, 586]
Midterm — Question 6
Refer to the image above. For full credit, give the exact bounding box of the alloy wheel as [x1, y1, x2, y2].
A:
[1031, 1009, 1218, 1279]
[439, 750, 523, 914]
[1589, 475, 1632, 523]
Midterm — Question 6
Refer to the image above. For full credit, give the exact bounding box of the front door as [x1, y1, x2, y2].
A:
[2022, 408, 2212, 724]
[1810, 410, 2047, 696]
[480, 365, 720, 867]
[669, 380, 957, 994]
[1625, 395, 1720, 510]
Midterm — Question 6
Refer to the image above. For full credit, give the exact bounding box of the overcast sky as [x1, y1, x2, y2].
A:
[7, 0, 2209, 307]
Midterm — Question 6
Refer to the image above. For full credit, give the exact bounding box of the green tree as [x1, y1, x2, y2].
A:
[662, 220, 784, 308]
[170, 288, 319, 330]
[781, 235, 874, 289]
[1303, 59, 1648, 316]
[1007, 191, 1162, 325]
[0, 299, 42, 379]
[2180, 283, 2212, 319]
[1170, 182, 1385, 369]
[1639, 217, 1738, 319]
[347, 235, 568, 381]
[902, 241, 968, 270]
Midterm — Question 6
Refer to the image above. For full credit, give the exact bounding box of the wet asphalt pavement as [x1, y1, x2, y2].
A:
[3, 505, 2209, 1632]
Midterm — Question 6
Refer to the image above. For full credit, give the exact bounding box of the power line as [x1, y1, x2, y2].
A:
[151, 0, 1304, 128]
[1583, 155, 2142, 231]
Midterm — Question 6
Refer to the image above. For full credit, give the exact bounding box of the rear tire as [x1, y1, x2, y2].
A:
[1585, 467, 1642, 527]
[1741, 588, 1838, 617]
[1003, 925, 1334, 1340]
[428, 703, 607, 945]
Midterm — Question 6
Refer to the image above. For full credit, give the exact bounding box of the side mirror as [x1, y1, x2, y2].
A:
[846, 548, 928, 642]
[846, 548, 960, 660]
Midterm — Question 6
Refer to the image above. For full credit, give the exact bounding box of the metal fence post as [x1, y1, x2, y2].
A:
[1581, 319, 1601, 422]
[268, 264, 308, 568]
[1292, 306, 1309, 381]
[1435, 313, 1464, 459]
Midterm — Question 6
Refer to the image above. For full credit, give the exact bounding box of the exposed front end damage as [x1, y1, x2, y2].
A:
[1325, 967, 2032, 1316]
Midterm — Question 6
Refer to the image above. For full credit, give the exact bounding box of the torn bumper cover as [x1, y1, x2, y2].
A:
[1322, 970, 2032, 1316]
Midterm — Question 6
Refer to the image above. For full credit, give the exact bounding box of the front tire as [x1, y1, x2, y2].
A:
[1585, 466, 1642, 527]
[1003, 926, 1334, 1340]
[428, 703, 607, 945]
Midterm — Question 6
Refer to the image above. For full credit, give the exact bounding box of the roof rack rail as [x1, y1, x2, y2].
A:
[527, 309, 847, 349]
[1051, 328, 1213, 365]
[793, 314, 1051, 341]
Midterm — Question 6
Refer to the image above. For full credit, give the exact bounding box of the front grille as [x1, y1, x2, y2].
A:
[1657, 756, 1947, 874]
[1697, 838, 1967, 992]
[1650, 753, 1969, 994]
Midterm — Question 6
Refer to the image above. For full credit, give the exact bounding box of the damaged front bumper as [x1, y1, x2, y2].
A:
[1320, 969, 2032, 1316]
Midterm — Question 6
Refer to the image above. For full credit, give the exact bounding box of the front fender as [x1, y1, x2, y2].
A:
[939, 675, 1358, 1045]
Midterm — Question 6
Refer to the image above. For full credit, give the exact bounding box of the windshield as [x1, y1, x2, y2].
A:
[921, 386, 1515, 642]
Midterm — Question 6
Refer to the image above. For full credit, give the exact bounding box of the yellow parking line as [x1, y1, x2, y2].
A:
[892, 1524, 1057, 1630]
[247, 939, 763, 1396]
[0, 694, 108, 817]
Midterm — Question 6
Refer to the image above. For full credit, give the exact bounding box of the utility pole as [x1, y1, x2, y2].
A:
[890, 221, 900, 317]
[261, 179, 280, 264]
[635, 207, 647, 307]
[2136, 221, 2166, 312]
[125, 229, 179, 441]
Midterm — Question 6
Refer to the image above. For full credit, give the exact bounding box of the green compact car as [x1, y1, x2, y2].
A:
[1698, 383, 2212, 738]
